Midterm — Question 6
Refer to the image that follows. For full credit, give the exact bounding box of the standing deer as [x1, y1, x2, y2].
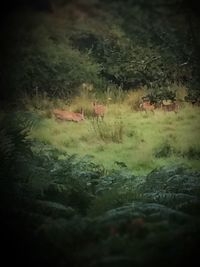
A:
[93, 102, 106, 120]
[161, 101, 179, 113]
[52, 108, 84, 122]
[139, 101, 155, 113]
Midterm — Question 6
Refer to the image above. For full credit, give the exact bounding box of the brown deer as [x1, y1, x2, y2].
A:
[93, 102, 106, 120]
[161, 101, 179, 113]
[139, 101, 155, 113]
[52, 108, 84, 122]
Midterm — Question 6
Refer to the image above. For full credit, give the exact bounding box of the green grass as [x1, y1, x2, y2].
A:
[26, 90, 200, 176]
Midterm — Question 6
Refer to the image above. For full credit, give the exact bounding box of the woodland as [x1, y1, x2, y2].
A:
[0, 0, 200, 266]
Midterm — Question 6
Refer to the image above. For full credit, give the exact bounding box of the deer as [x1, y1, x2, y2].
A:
[139, 101, 155, 113]
[52, 108, 84, 122]
[93, 101, 106, 120]
[161, 101, 179, 113]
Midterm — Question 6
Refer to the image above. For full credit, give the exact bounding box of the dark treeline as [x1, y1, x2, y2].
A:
[0, 0, 200, 102]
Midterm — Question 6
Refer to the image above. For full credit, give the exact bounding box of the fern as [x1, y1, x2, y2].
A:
[1, 113, 200, 267]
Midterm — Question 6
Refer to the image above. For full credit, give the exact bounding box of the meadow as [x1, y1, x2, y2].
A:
[24, 87, 200, 175]
[1, 87, 200, 266]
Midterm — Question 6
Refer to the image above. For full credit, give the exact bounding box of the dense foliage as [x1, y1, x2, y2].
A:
[1, 0, 200, 101]
[1, 115, 200, 266]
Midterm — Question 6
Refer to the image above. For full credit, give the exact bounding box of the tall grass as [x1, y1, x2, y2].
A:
[91, 119, 124, 143]
[124, 86, 148, 110]
[17, 85, 200, 175]
[20, 90, 69, 111]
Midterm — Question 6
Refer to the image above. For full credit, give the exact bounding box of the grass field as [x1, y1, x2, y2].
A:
[25, 89, 200, 175]
[1, 89, 200, 266]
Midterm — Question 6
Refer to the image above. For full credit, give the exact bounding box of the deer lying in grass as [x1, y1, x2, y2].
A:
[93, 102, 106, 120]
[161, 101, 179, 113]
[52, 108, 84, 122]
[139, 101, 155, 113]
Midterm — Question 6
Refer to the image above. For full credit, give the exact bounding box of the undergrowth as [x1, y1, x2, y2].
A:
[0, 114, 200, 266]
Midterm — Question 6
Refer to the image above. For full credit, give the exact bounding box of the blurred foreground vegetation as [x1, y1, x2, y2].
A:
[0, 99, 200, 266]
